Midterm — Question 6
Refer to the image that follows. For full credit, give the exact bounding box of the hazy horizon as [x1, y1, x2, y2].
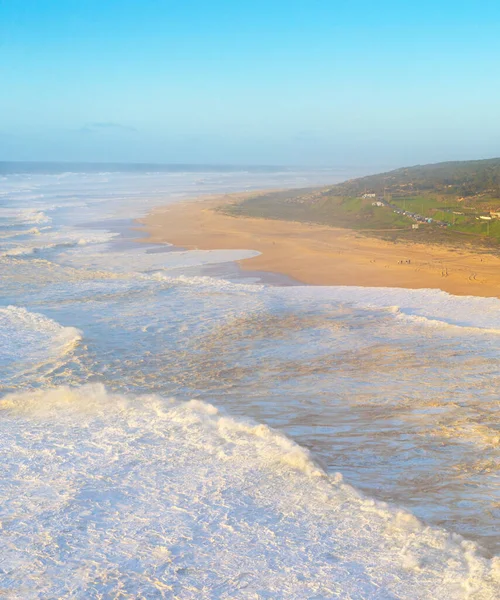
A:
[1, 156, 499, 178]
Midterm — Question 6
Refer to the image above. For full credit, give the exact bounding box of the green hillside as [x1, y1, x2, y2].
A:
[222, 158, 500, 249]
[327, 157, 500, 198]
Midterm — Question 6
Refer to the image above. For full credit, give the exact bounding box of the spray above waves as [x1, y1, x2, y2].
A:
[0, 384, 499, 599]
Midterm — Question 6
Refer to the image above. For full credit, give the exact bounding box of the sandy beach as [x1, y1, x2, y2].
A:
[140, 192, 500, 298]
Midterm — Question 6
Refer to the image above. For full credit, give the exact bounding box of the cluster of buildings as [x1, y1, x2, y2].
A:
[469, 210, 500, 221]
[479, 210, 500, 220]
[363, 193, 449, 228]
[362, 191, 500, 231]
[392, 207, 444, 226]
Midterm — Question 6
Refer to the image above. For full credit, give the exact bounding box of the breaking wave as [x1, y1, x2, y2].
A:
[0, 228, 118, 258]
[0, 384, 498, 599]
[0, 208, 51, 225]
[2, 168, 500, 598]
[294, 285, 500, 331]
[388, 305, 500, 335]
[147, 272, 265, 292]
[0, 306, 82, 385]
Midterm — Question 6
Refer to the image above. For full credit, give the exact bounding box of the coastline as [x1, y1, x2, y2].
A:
[138, 191, 500, 298]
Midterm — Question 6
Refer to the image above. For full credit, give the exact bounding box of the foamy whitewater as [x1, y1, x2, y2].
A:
[1, 166, 499, 598]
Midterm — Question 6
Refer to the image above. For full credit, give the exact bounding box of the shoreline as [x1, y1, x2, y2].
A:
[138, 191, 500, 298]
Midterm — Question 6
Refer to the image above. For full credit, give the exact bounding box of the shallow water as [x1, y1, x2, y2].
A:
[1, 168, 499, 598]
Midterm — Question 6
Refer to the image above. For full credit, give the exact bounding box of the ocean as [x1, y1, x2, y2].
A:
[0, 165, 499, 598]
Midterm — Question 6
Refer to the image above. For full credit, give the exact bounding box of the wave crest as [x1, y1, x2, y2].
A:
[0, 384, 498, 598]
[0, 307, 82, 384]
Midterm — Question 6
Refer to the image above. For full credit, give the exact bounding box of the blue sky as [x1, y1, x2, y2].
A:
[1, 0, 499, 167]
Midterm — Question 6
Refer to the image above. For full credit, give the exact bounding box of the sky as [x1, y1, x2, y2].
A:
[1, 0, 500, 167]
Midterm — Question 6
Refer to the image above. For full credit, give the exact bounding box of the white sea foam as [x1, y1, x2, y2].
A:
[276, 284, 500, 331]
[56, 245, 260, 273]
[0, 226, 48, 239]
[0, 306, 82, 385]
[2, 169, 500, 593]
[147, 272, 265, 292]
[0, 207, 51, 225]
[0, 228, 117, 258]
[0, 384, 498, 599]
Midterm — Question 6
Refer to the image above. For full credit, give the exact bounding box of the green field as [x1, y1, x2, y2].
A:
[220, 159, 500, 251]
[389, 193, 500, 241]
[223, 193, 412, 230]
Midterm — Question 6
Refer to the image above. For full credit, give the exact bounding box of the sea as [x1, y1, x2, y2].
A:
[0, 163, 499, 599]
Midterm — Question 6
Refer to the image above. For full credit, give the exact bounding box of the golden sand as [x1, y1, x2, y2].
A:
[139, 192, 500, 298]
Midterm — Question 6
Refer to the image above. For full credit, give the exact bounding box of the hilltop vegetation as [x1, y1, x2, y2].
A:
[327, 157, 500, 199]
[222, 158, 500, 249]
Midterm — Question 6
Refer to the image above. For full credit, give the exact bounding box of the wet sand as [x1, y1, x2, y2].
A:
[139, 192, 500, 298]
